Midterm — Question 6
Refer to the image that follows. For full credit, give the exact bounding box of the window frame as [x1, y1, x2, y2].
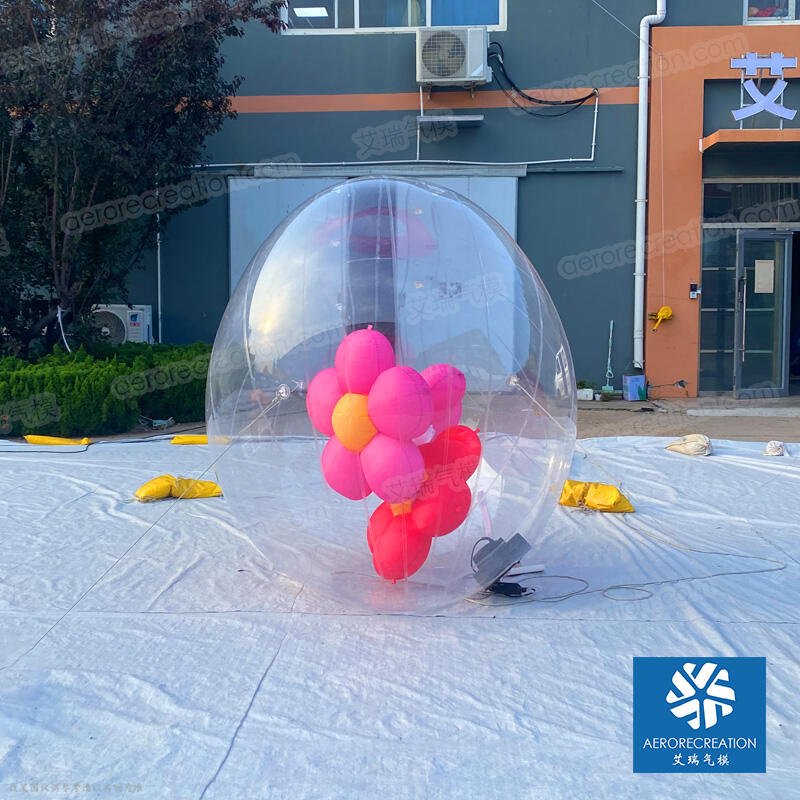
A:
[743, 0, 800, 24]
[282, 0, 507, 34]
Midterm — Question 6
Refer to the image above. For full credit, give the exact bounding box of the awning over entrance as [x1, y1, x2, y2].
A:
[700, 128, 800, 153]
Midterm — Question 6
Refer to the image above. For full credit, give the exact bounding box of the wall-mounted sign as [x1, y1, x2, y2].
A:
[730, 52, 797, 121]
[754, 260, 775, 294]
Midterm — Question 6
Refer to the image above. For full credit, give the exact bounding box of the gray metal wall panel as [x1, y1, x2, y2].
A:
[202, 104, 603, 166]
[124, 246, 159, 322]
[159, 195, 230, 344]
[222, 0, 648, 96]
[151, 0, 732, 381]
[155, 102, 640, 381]
[518, 170, 637, 387]
[220, 1, 744, 103]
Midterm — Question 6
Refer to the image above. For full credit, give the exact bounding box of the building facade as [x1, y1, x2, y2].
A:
[129, 0, 800, 398]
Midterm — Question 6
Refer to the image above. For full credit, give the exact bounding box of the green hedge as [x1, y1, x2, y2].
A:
[0, 342, 211, 437]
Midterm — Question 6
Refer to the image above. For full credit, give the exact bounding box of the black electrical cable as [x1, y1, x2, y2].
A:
[488, 46, 597, 106]
[498, 84, 595, 118]
[487, 44, 598, 117]
[492, 70, 596, 119]
[487, 40, 504, 58]
[497, 65, 598, 107]
[470, 537, 493, 574]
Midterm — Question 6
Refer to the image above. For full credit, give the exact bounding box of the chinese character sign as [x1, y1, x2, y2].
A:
[730, 51, 797, 121]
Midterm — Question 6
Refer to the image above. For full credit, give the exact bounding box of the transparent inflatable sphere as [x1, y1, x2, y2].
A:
[207, 177, 576, 613]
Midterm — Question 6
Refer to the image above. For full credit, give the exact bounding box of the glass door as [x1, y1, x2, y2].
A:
[734, 232, 793, 398]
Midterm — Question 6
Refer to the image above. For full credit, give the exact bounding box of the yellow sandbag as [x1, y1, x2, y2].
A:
[559, 479, 589, 507]
[135, 475, 222, 501]
[24, 434, 92, 446]
[171, 477, 222, 499]
[135, 474, 177, 502]
[559, 480, 634, 513]
[584, 483, 635, 513]
[171, 434, 208, 445]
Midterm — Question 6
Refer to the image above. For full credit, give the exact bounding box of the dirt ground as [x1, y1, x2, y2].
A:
[578, 398, 800, 442]
[24, 397, 799, 445]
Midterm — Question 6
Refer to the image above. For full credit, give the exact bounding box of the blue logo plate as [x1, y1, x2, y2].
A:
[633, 657, 766, 773]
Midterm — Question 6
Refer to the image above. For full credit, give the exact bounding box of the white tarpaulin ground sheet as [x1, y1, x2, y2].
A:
[0, 435, 798, 799]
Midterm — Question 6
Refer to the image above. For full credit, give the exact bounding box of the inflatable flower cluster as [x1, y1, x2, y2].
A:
[306, 327, 481, 581]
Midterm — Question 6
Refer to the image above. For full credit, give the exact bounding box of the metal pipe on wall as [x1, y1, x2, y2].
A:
[195, 93, 601, 172]
[633, 0, 667, 369]
[156, 212, 163, 343]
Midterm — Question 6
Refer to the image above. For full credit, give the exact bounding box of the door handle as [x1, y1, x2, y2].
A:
[740, 273, 747, 363]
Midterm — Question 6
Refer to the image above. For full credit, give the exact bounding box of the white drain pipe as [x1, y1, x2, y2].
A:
[633, 0, 667, 369]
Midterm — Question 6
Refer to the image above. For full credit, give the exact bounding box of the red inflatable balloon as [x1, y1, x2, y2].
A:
[411, 479, 471, 538]
[367, 502, 394, 552]
[420, 425, 481, 489]
[371, 515, 431, 581]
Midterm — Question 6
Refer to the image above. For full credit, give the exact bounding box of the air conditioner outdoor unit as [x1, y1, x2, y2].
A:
[91, 304, 154, 345]
[416, 27, 492, 87]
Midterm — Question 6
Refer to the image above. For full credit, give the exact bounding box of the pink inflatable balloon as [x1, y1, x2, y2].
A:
[421, 364, 466, 401]
[321, 436, 371, 500]
[360, 434, 425, 504]
[421, 364, 466, 433]
[306, 368, 343, 436]
[431, 402, 462, 435]
[334, 328, 395, 394]
[367, 366, 434, 440]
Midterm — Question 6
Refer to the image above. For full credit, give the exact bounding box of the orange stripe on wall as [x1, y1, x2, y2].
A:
[229, 86, 638, 114]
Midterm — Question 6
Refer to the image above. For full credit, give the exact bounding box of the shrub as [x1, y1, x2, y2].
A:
[0, 342, 211, 437]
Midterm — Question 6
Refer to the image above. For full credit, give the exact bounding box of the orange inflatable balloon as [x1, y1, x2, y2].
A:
[331, 393, 377, 453]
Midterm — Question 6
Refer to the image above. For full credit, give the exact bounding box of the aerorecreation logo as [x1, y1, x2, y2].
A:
[633, 657, 766, 773]
[666, 661, 735, 730]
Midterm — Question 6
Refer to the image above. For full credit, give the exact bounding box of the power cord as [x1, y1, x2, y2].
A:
[466, 517, 786, 608]
[468, 435, 786, 606]
[487, 42, 598, 118]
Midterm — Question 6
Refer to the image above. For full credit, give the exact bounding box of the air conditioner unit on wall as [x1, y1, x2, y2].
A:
[91, 304, 154, 345]
[417, 27, 492, 87]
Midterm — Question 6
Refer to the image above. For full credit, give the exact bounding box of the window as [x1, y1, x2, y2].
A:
[432, 0, 500, 26]
[285, 0, 505, 33]
[704, 182, 800, 224]
[745, 0, 800, 23]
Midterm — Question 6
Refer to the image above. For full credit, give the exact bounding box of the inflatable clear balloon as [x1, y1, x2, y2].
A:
[207, 177, 576, 613]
